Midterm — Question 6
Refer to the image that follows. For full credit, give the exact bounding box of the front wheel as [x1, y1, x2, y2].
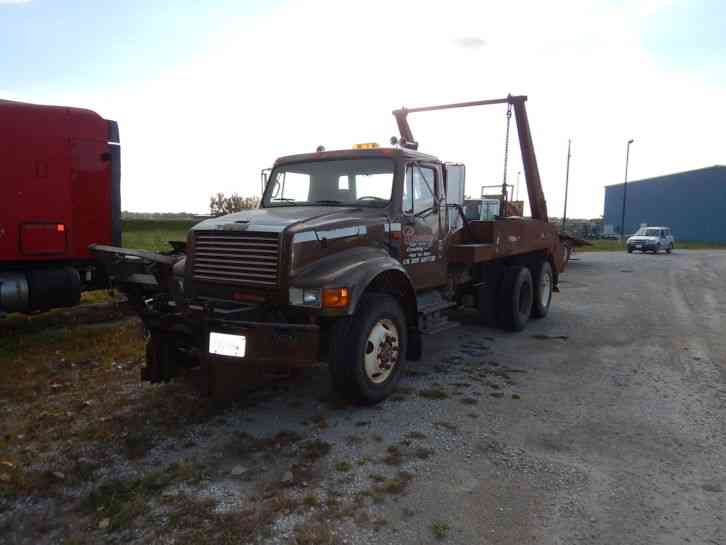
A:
[666, 244, 673, 254]
[328, 294, 407, 404]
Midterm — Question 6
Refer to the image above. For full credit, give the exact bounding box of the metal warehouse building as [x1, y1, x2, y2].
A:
[603, 165, 726, 242]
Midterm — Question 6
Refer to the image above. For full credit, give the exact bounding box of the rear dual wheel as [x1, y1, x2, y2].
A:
[531, 261, 553, 319]
[497, 266, 534, 332]
[497, 261, 553, 331]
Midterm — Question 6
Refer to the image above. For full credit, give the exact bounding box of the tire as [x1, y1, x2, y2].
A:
[627, 247, 633, 254]
[666, 244, 673, 254]
[328, 293, 407, 404]
[497, 266, 533, 332]
[531, 260, 553, 319]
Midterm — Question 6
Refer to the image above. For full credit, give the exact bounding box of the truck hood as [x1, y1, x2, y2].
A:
[190, 206, 390, 282]
[191, 206, 365, 233]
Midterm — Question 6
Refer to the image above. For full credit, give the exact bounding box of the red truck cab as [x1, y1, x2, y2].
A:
[0, 99, 120, 313]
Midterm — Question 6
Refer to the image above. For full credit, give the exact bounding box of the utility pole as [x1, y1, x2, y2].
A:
[562, 139, 571, 232]
[619, 139, 635, 240]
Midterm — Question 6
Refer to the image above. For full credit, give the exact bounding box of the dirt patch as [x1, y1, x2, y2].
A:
[418, 386, 449, 400]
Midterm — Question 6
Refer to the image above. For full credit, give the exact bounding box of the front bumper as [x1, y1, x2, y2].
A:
[203, 318, 320, 367]
[140, 299, 322, 392]
[628, 241, 658, 251]
[89, 244, 323, 391]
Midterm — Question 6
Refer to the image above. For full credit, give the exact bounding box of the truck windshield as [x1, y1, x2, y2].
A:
[263, 158, 394, 207]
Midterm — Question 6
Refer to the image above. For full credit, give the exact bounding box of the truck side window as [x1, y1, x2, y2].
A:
[403, 165, 435, 215]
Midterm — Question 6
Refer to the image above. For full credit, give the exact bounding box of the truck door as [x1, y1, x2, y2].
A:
[400, 163, 447, 289]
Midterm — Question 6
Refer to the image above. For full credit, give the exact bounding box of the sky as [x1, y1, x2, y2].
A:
[1, 0, 724, 218]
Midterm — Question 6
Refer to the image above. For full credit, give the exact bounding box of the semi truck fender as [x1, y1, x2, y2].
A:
[290, 246, 417, 320]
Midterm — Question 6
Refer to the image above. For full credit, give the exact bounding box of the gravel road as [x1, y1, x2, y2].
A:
[376, 249, 726, 545]
[3, 250, 725, 545]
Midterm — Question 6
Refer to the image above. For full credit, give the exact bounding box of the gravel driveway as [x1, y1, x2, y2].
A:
[2, 250, 725, 545]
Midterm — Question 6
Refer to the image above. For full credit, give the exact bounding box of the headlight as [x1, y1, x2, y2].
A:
[289, 287, 322, 307]
[289, 287, 349, 309]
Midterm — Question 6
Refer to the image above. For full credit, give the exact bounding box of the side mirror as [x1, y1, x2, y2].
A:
[271, 180, 281, 198]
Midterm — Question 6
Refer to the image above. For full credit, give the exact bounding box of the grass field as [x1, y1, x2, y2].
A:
[121, 219, 197, 251]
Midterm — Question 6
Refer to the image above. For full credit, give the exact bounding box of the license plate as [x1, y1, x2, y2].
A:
[635, 244, 642, 249]
[209, 332, 246, 358]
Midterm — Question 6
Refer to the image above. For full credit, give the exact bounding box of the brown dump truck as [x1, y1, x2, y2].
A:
[92, 95, 566, 403]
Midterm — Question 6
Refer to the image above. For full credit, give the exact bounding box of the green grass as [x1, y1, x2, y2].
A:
[122, 219, 197, 251]
[431, 520, 450, 540]
[335, 460, 353, 472]
[82, 461, 209, 531]
[577, 239, 726, 252]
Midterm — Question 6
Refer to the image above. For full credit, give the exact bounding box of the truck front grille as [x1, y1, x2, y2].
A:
[192, 231, 280, 288]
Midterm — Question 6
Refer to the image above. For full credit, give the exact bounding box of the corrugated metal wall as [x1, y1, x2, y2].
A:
[603, 166, 726, 241]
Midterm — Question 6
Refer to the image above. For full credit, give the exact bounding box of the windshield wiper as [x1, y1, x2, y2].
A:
[312, 199, 344, 205]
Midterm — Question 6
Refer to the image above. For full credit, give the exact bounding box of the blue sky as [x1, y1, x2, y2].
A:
[0, 1, 279, 92]
[1, 0, 724, 218]
[642, 0, 725, 79]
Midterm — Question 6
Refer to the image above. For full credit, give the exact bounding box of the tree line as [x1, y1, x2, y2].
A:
[209, 193, 260, 216]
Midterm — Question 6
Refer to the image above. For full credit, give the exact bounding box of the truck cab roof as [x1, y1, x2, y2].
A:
[274, 147, 441, 167]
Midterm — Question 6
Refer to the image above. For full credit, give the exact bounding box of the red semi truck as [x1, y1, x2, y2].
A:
[0, 99, 120, 314]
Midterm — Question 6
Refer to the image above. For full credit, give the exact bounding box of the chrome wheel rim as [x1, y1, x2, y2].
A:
[540, 270, 552, 307]
[363, 318, 400, 384]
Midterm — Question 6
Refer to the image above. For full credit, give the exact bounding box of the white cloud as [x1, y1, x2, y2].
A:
[452, 37, 486, 49]
[15, 0, 724, 218]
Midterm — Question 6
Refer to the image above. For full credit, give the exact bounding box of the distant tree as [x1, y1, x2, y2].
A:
[209, 193, 259, 216]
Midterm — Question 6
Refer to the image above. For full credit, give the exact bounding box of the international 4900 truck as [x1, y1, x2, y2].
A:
[0, 99, 120, 314]
[92, 95, 566, 403]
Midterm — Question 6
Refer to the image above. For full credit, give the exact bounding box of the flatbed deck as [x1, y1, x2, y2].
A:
[448, 218, 565, 271]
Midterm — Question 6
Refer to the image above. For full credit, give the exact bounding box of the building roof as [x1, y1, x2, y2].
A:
[605, 165, 726, 188]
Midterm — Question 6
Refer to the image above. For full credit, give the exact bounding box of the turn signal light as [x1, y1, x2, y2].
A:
[322, 287, 350, 308]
